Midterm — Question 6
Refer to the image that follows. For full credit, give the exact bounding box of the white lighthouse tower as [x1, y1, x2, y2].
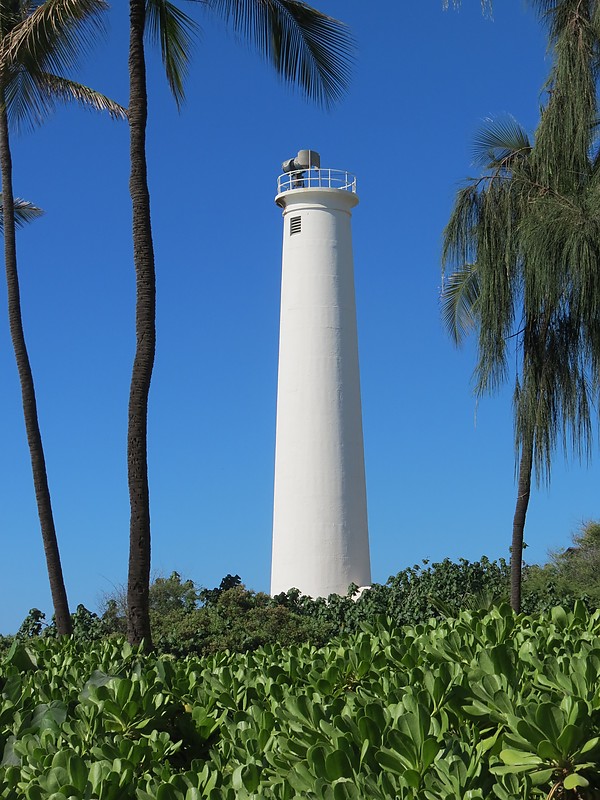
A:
[271, 150, 371, 598]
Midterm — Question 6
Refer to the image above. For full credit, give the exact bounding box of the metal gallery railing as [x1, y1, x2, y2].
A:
[277, 168, 357, 194]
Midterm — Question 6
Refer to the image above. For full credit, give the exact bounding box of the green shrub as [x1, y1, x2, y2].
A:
[3, 604, 600, 798]
[13, 550, 600, 661]
[275, 556, 513, 635]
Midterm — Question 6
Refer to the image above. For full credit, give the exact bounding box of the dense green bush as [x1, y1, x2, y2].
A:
[2, 604, 600, 798]
[10, 550, 599, 660]
[0, 637, 11, 662]
[91, 559, 517, 656]
[522, 521, 600, 611]
[276, 556, 513, 636]
[149, 584, 336, 658]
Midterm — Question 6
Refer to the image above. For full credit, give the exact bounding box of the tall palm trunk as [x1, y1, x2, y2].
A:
[126, 0, 155, 648]
[510, 433, 533, 613]
[0, 90, 71, 635]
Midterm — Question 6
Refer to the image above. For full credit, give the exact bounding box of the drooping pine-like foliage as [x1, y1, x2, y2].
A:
[442, 0, 600, 613]
[443, 0, 600, 484]
[442, 0, 493, 13]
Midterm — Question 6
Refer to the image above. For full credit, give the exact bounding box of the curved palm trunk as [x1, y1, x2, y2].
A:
[126, 0, 154, 649]
[510, 434, 533, 613]
[0, 93, 71, 636]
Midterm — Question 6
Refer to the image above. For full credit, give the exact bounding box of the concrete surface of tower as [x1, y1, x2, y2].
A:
[271, 150, 371, 598]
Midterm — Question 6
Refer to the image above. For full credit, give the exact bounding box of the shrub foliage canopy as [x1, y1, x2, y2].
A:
[2, 601, 600, 798]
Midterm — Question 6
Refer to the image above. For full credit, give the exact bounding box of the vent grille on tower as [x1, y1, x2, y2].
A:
[290, 216, 302, 235]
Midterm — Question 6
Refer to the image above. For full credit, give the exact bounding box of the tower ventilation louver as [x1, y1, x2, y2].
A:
[290, 216, 302, 235]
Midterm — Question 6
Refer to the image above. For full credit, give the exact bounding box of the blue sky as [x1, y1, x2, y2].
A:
[1, 1, 597, 633]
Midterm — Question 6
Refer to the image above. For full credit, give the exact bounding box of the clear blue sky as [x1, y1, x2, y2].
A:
[1, 1, 597, 633]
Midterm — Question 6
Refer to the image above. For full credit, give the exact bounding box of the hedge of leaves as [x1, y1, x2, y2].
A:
[5, 557, 593, 663]
[2, 603, 600, 799]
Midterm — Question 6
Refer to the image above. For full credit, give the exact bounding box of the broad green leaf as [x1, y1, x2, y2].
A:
[529, 768, 554, 786]
[231, 766, 245, 792]
[285, 694, 313, 725]
[326, 749, 354, 781]
[80, 670, 113, 700]
[537, 739, 560, 761]
[1, 736, 20, 768]
[31, 702, 67, 732]
[563, 773, 589, 790]
[307, 745, 328, 778]
[241, 764, 260, 793]
[421, 738, 441, 770]
[67, 754, 88, 791]
[535, 704, 564, 742]
[116, 678, 133, 708]
[376, 747, 407, 775]
[404, 769, 421, 788]
[357, 714, 381, 746]
[556, 724, 583, 756]
[289, 761, 317, 792]
[359, 738, 370, 766]
[500, 749, 542, 767]
[24, 786, 44, 800]
[332, 779, 361, 800]
[3, 641, 37, 671]
[156, 783, 179, 800]
[551, 607, 568, 629]
[386, 728, 416, 764]
[572, 600, 587, 622]
[579, 736, 600, 756]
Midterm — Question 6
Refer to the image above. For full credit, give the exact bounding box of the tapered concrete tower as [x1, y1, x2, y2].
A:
[271, 150, 371, 598]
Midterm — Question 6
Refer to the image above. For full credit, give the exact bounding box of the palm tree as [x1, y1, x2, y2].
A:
[0, 0, 126, 635]
[126, 0, 353, 647]
[0, 196, 43, 230]
[442, 0, 600, 612]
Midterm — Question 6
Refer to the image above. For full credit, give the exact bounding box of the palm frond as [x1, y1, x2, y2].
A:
[440, 263, 481, 345]
[0, 196, 44, 231]
[472, 116, 531, 169]
[205, 0, 353, 108]
[2, 0, 108, 84]
[145, 0, 199, 108]
[4, 64, 55, 130]
[442, 0, 492, 12]
[35, 71, 127, 119]
[0, 2, 24, 40]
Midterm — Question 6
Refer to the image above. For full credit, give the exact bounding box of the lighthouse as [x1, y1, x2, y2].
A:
[270, 150, 371, 598]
